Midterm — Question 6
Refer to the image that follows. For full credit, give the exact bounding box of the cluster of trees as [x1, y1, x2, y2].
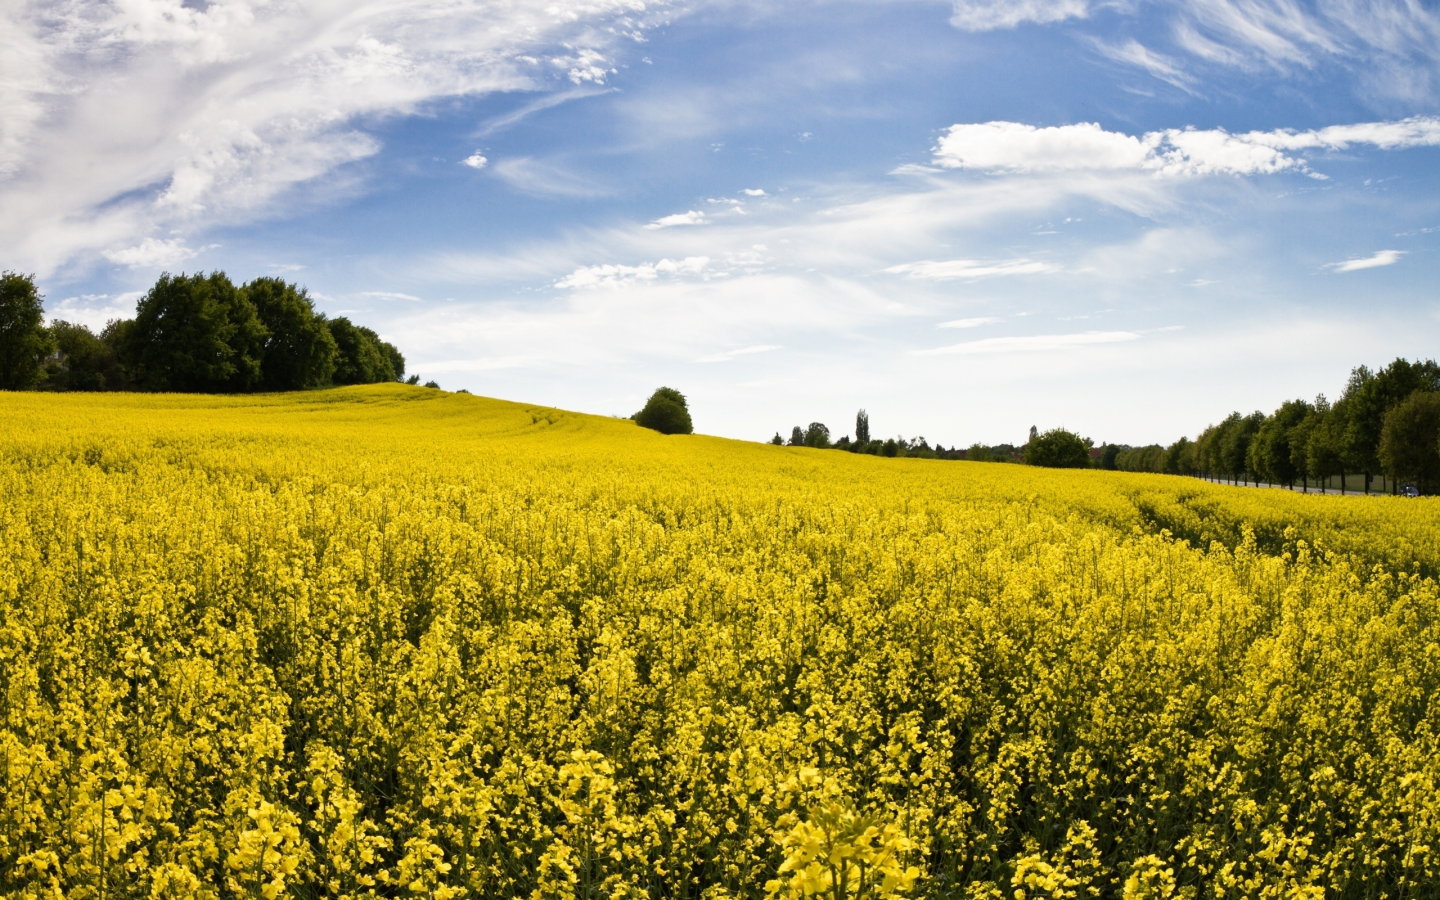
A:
[1100, 358, 1440, 494]
[770, 409, 969, 459]
[0, 270, 410, 393]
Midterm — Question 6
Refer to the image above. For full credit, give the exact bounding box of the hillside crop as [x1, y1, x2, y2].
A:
[1, 385, 1438, 899]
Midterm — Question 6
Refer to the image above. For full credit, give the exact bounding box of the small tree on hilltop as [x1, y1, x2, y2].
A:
[1025, 428, 1091, 468]
[633, 387, 694, 435]
[804, 422, 830, 448]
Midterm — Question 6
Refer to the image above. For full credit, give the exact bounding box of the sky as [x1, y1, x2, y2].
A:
[3, 0, 1439, 448]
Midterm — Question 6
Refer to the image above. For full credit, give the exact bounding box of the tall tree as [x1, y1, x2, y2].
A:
[1248, 399, 1311, 487]
[1341, 358, 1440, 492]
[1378, 391, 1440, 494]
[328, 317, 392, 385]
[804, 422, 831, 448]
[0, 271, 53, 390]
[43, 321, 126, 391]
[855, 409, 870, 444]
[122, 272, 267, 392]
[1307, 396, 1347, 492]
[243, 277, 338, 391]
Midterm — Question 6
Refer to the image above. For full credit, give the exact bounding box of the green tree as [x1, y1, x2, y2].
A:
[1378, 391, 1440, 494]
[1341, 358, 1440, 492]
[0, 271, 53, 390]
[1220, 412, 1263, 484]
[1307, 396, 1347, 492]
[42, 321, 126, 391]
[328, 318, 392, 385]
[121, 272, 267, 392]
[804, 422, 831, 449]
[1248, 399, 1311, 486]
[633, 387, 694, 435]
[359, 325, 402, 381]
[966, 443, 993, 462]
[243, 277, 338, 391]
[1162, 437, 1193, 475]
[1025, 428, 1090, 468]
[855, 409, 870, 444]
[1099, 444, 1121, 470]
[789, 426, 805, 447]
[770, 432, 784, 445]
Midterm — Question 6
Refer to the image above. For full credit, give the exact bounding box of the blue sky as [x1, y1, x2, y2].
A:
[4, 0, 1439, 447]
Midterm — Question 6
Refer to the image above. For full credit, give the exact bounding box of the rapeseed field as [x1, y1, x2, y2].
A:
[1, 385, 1437, 900]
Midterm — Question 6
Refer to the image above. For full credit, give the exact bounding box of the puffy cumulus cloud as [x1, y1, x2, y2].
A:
[1326, 249, 1405, 272]
[933, 116, 1440, 176]
[461, 152, 489, 170]
[887, 258, 1058, 280]
[646, 210, 709, 229]
[0, 0, 671, 275]
[948, 0, 1090, 31]
[555, 256, 711, 289]
[45, 292, 146, 331]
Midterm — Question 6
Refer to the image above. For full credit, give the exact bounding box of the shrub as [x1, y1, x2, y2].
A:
[633, 386, 694, 435]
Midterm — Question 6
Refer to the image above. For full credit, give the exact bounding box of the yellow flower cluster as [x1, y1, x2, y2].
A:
[1, 385, 1438, 899]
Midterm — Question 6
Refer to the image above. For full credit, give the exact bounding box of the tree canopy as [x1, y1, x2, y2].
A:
[633, 387, 694, 435]
[1025, 428, 1091, 468]
[0, 271, 52, 390]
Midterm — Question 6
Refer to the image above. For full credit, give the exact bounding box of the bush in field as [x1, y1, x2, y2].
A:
[1025, 427, 1090, 468]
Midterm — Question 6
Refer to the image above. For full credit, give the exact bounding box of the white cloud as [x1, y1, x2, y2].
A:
[555, 257, 711, 289]
[933, 117, 1440, 177]
[1090, 39, 1196, 92]
[916, 330, 1141, 355]
[102, 237, 216, 269]
[461, 152, 488, 170]
[696, 344, 784, 363]
[361, 291, 424, 302]
[949, 0, 1090, 31]
[645, 210, 709, 229]
[887, 259, 1058, 280]
[1327, 250, 1405, 272]
[0, 0, 670, 275]
[45, 292, 145, 331]
[742, 188, 767, 196]
[938, 316, 1003, 328]
[491, 157, 608, 197]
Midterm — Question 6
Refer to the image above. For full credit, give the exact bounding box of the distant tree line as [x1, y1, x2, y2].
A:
[1095, 358, 1440, 494]
[765, 357, 1440, 492]
[0, 270, 414, 393]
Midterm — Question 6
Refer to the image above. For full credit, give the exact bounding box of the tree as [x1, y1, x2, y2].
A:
[1378, 391, 1440, 494]
[1220, 412, 1264, 484]
[789, 426, 805, 446]
[770, 433, 784, 445]
[804, 422, 831, 448]
[1341, 358, 1440, 492]
[42, 321, 126, 391]
[1162, 437, 1193, 475]
[120, 272, 267, 392]
[1025, 428, 1090, 468]
[1248, 399, 1311, 486]
[1306, 396, 1346, 492]
[1099, 444, 1121, 470]
[966, 443, 993, 462]
[359, 325, 403, 381]
[329, 318, 393, 385]
[0, 271, 53, 390]
[243, 277, 338, 391]
[633, 386, 694, 435]
[855, 409, 870, 444]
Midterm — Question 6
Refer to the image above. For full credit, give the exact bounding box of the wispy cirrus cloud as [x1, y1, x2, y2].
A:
[696, 344, 783, 363]
[938, 316, 1003, 328]
[916, 330, 1140, 355]
[0, 0, 670, 275]
[887, 258, 1058, 280]
[1326, 250, 1405, 272]
[555, 257, 711, 289]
